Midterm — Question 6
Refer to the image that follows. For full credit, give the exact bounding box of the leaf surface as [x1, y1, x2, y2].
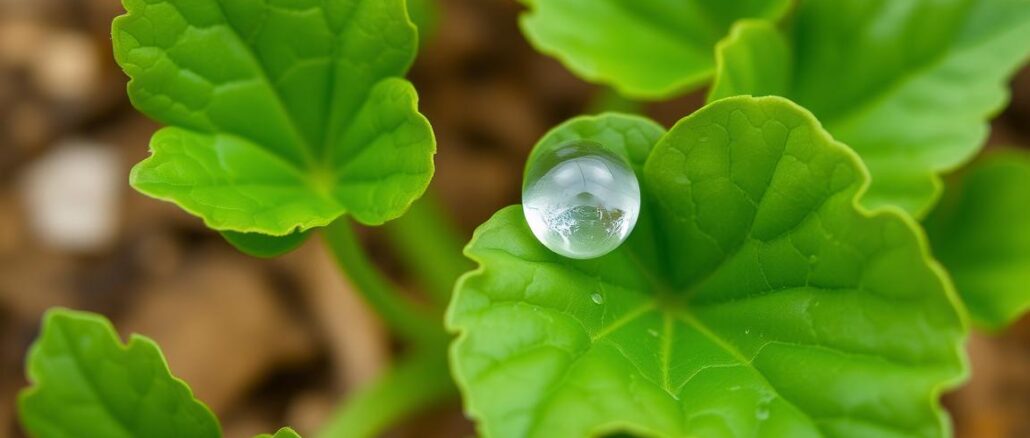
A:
[113, 0, 435, 236]
[519, 0, 791, 99]
[447, 98, 967, 438]
[709, 0, 1030, 215]
[926, 150, 1030, 330]
[18, 309, 220, 438]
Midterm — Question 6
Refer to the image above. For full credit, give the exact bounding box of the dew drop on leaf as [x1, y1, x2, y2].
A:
[756, 406, 770, 421]
[756, 392, 774, 421]
[522, 140, 641, 259]
[591, 293, 605, 304]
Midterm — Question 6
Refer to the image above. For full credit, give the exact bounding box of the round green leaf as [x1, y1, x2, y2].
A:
[448, 97, 967, 437]
[18, 309, 220, 438]
[709, 0, 1030, 216]
[926, 149, 1030, 331]
[113, 0, 435, 236]
[518, 0, 791, 99]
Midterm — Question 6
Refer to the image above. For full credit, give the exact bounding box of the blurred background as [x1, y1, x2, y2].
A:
[1, 0, 1029, 437]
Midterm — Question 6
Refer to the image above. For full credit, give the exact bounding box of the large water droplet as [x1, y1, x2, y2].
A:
[522, 140, 641, 259]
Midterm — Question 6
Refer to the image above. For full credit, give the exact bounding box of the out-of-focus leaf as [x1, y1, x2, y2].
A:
[18, 309, 220, 438]
[518, 0, 791, 99]
[926, 149, 1030, 330]
[113, 0, 435, 236]
[709, 0, 1030, 216]
[707, 20, 789, 103]
[448, 97, 967, 437]
[407, 0, 438, 43]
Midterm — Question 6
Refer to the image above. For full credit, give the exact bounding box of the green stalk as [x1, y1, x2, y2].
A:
[317, 350, 455, 438]
[321, 196, 465, 435]
[383, 192, 471, 306]
[322, 219, 440, 345]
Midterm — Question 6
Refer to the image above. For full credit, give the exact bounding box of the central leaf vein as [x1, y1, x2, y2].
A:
[209, 0, 319, 168]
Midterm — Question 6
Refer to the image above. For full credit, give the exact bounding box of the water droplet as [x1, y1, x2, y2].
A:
[522, 140, 641, 259]
[745, 329, 751, 335]
[756, 392, 774, 421]
[647, 328, 658, 337]
[756, 407, 770, 421]
[590, 293, 604, 304]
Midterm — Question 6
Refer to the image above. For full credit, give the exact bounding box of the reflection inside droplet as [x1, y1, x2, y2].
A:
[522, 140, 641, 259]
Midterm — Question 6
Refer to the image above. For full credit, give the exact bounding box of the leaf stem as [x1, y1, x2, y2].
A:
[316, 349, 454, 438]
[322, 219, 439, 345]
[382, 192, 471, 307]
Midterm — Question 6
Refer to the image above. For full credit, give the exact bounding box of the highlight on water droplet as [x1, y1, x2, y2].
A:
[590, 293, 604, 304]
[522, 140, 641, 259]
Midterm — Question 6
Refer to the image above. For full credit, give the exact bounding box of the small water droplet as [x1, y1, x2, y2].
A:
[522, 140, 641, 259]
[590, 293, 604, 304]
[808, 254, 818, 264]
[756, 392, 773, 421]
[756, 407, 770, 421]
[745, 329, 751, 335]
[647, 328, 658, 337]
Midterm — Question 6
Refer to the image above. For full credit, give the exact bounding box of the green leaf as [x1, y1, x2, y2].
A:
[221, 229, 311, 258]
[709, 0, 1030, 216]
[925, 149, 1030, 331]
[518, 0, 791, 99]
[256, 427, 302, 438]
[18, 309, 220, 438]
[114, 0, 435, 236]
[447, 97, 967, 437]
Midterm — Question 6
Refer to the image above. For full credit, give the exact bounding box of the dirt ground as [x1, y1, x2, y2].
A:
[1, 0, 1028, 437]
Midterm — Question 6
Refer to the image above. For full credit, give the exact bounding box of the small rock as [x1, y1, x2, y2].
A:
[19, 139, 122, 252]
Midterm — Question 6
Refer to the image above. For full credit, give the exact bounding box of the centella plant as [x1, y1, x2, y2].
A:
[15, 1, 1030, 437]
